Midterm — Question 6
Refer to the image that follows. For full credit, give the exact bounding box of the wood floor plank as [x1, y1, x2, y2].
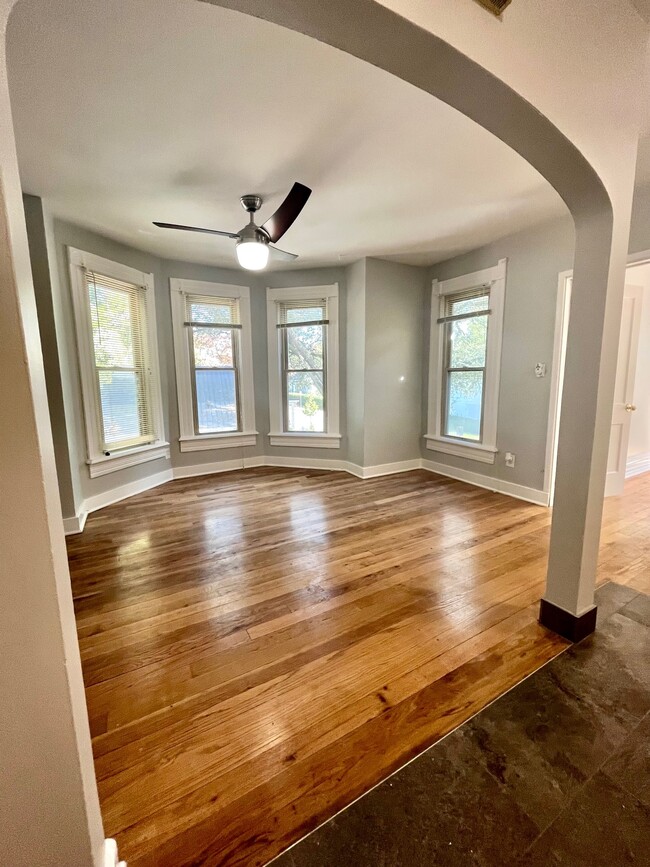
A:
[65, 466, 650, 867]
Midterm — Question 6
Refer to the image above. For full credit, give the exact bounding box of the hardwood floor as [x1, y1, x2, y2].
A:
[66, 468, 650, 866]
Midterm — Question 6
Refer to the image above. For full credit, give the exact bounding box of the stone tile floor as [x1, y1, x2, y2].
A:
[274, 582, 650, 866]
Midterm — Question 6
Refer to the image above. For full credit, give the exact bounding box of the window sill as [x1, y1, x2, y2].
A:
[425, 435, 497, 465]
[87, 442, 170, 477]
[268, 432, 341, 449]
[179, 432, 258, 452]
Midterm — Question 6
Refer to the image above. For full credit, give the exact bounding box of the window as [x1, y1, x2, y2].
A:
[441, 289, 489, 442]
[267, 285, 340, 448]
[171, 280, 256, 451]
[426, 259, 506, 464]
[280, 300, 327, 433]
[68, 249, 167, 477]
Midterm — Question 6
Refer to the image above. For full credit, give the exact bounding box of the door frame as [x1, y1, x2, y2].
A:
[545, 248, 650, 505]
[544, 270, 573, 505]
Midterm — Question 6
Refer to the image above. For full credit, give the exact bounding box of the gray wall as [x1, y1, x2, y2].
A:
[630, 180, 650, 256]
[364, 258, 426, 466]
[345, 259, 366, 466]
[23, 195, 77, 517]
[424, 217, 576, 491]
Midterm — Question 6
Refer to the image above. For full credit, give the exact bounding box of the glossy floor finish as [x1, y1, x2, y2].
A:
[66, 469, 650, 866]
[277, 581, 650, 866]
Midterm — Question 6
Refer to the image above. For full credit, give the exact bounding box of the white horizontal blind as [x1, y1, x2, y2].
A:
[86, 270, 154, 451]
[185, 294, 241, 328]
[277, 298, 328, 327]
[184, 294, 242, 434]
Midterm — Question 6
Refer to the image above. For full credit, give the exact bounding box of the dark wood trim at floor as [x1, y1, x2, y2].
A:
[66, 468, 650, 866]
[539, 597, 598, 642]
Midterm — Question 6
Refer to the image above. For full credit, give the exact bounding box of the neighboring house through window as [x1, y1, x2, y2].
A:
[267, 284, 340, 448]
[68, 248, 168, 477]
[425, 259, 506, 464]
[170, 279, 256, 451]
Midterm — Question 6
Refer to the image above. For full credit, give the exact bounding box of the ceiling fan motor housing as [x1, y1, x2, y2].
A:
[240, 194, 263, 213]
[238, 222, 270, 245]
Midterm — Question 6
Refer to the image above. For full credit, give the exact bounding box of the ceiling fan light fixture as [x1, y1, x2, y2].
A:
[236, 239, 270, 271]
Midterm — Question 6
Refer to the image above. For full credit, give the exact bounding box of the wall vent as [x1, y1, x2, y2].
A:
[474, 0, 512, 15]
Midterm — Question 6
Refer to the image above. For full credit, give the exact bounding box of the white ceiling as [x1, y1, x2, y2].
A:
[7, 0, 569, 269]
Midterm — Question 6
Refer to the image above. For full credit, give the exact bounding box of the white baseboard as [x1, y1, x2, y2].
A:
[421, 458, 550, 506]
[63, 511, 87, 535]
[626, 451, 650, 479]
[64, 470, 174, 533]
[354, 459, 422, 479]
[173, 455, 265, 479]
[263, 454, 350, 472]
[104, 837, 126, 867]
[64, 455, 549, 532]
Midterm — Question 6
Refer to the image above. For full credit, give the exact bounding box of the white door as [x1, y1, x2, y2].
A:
[605, 284, 643, 497]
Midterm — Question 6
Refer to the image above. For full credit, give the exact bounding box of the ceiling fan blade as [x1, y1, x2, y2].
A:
[261, 182, 311, 243]
[153, 221, 239, 239]
[269, 245, 299, 262]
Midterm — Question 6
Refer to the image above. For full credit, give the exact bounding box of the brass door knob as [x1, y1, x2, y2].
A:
[625, 404, 637, 412]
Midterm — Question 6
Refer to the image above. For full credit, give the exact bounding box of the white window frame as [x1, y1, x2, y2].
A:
[170, 279, 257, 452]
[425, 258, 506, 464]
[267, 284, 341, 449]
[68, 248, 168, 478]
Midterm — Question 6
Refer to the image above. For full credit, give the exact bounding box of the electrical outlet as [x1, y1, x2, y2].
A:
[535, 362, 546, 378]
[505, 452, 516, 468]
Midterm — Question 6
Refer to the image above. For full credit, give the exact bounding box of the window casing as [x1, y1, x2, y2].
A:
[426, 259, 506, 464]
[68, 248, 167, 477]
[267, 285, 340, 448]
[171, 280, 256, 451]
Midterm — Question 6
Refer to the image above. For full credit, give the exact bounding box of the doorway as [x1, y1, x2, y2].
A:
[547, 256, 650, 504]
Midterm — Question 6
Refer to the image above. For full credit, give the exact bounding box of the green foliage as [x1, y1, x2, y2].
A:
[302, 394, 320, 416]
[447, 314, 487, 402]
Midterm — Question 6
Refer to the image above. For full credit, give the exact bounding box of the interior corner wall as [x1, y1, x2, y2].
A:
[629, 180, 650, 256]
[22, 194, 77, 518]
[345, 259, 367, 466]
[423, 216, 576, 492]
[363, 258, 426, 467]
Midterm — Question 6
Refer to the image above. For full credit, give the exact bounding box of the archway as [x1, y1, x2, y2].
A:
[0, 1, 634, 863]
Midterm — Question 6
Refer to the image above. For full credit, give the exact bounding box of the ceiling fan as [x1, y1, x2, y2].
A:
[153, 181, 311, 271]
